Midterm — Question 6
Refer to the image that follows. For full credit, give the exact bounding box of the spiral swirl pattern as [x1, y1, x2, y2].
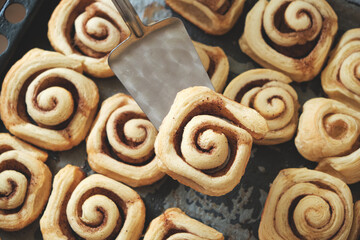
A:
[194, 41, 229, 93]
[143, 208, 224, 240]
[166, 0, 246, 35]
[48, 0, 130, 78]
[40, 165, 145, 240]
[0, 150, 52, 231]
[295, 98, 360, 184]
[155, 87, 268, 196]
[87, 93, 165, 187]
[322, 28, 360, 110]
[259, 168, 353, 240]
[239, 0, 338, 82]
[224, 69, 299, 145]
[0, 49, 99, 151]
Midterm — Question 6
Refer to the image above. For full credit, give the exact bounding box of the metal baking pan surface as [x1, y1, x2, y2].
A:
[0, 0, 359, 239]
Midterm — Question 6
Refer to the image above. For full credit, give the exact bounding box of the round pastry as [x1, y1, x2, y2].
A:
[194, 41, 229, 93]
[295, 98, 360, 184]
[239, 0, 338, 82]
[259, 168, 353, 240]
[40, 165, 145, 240]
[0, 133, 48, 162]
[0, 49, 99, 151]
[322, 28, 360, 110]
[349, 201, 360, 240]
[166, 0, 246, 35]
[48, 0, 130, 78]
[155, 86, 268, 196]
[87, 93, 165, 187]
[0, 150, 52, 231]
[224, 69, 299, 145]
[143, 208, 224, 240]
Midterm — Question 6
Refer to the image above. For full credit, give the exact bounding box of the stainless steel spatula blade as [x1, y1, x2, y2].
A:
[109, 0, 214, 129]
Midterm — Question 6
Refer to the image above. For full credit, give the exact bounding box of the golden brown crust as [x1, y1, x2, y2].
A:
[322, 28, 360, 110]
[0, 48, 99, 151]
[166, 0, 246, 35]
[224, 69, 299, 145]
[143, 208, 224, 240]
[155, 86, 268, 196]
[295, 98, 360, 184]
[0, 133, 48, 162]
[259, 168, 353, 240]
[87, 93, 165, 187]
[239, 0, 338, 82]
[48, 0, 130, 78]
[0, 150, 52, 231]
[40, 164, 146, 240]
[194, 41, 229, 93]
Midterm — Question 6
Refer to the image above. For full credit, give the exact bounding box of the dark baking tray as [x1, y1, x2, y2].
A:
[0, 0, 360, 239]
[0, 0, 45, 78]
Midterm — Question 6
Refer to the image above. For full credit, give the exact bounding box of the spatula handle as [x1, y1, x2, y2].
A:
[112, 0, 144, 38]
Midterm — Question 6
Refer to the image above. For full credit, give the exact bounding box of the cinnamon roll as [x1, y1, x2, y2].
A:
[259, 168, 353, 240]
[295, 98, 360, 184]
[322, 28, 360, 110]
[40, 164, 145, 240]
[239, 0, 338, 82]
[143, 208, 224, 240]
[0, 49, 99, 151]
[224, 69, 299, 145]
[0, 133, 48, 162]
[166, 0, 246, 35]
[87, 93, 165, 187]
[194, 41, 229, 93]
[155, 86, 268, 196]
[349, 201, 360, 240]
[0, 150, 52, 231]
[48, 0, 130, 78]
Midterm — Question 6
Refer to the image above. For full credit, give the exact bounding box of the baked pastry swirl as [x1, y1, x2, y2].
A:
[0, 49, 99, 151]
[0, 150, 52, 231]
[40, 164, 145, 240]
[295, 98, 360, 184]
[143, 208, 224, 240]
[166, 0, 246, 35]
[349, 201, 360, 240]
[259, 168, 354, 240]
[194, 41, 229, 93]
[48, 0, 130, 78]
[87, 93, 165, 187]
[322, 28, 360, 110]
[0, 133, 48, 162]
[155, 86, 268, 196]
[224, 69, 299, 145]
[239, 0, 338, 82]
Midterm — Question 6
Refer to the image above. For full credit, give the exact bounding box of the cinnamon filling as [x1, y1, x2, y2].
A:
[100, 112, 155, 166]
[207, 55, 216, 78]
[59, 178, 85, 240]
[67, 1, 128, 59]
[76, 187, 125, 239]
[0, 160, 31, 214]
[324, 118, 348, 140]
[263, 3, 321, 59]
[18, 71, 80, 130]
[234, 79, 270, 103]
[173, 101, 249, 177]
[0, 145, 14, 155]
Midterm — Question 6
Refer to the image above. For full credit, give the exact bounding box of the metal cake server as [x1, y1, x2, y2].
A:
[109, 0, 214, 129]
